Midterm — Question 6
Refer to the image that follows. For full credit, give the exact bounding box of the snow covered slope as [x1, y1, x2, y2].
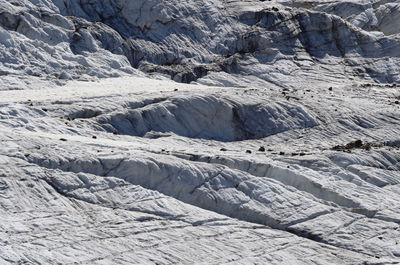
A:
[1, 0, 400, 264]
[1, 0, 400, 88]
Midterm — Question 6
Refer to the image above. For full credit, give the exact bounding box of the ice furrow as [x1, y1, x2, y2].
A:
[169, 152, 372, 213]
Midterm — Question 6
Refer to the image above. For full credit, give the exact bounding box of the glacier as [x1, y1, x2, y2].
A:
[1, 0, 400, 264]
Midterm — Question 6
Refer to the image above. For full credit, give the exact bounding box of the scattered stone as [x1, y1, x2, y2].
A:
[246, 150, 252, 154]
[41, 108, 48, 112]
[59, 138, 67, 141]
[92, 136, 97, 139]
[279, 151, 285, 155]
[332, 140, 375, 151]
[220, 148, 227, 151]
[353, 140, 363, 148]
[24, 153, 30, 157]
[258, 146, 265, 152]
[328, 87, 332, 91]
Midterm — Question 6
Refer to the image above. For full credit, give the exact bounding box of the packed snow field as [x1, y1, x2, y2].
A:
[1, 0, 400, 264]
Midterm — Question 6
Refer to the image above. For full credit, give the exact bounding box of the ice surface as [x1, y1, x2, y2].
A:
[1, 0, 400, 264]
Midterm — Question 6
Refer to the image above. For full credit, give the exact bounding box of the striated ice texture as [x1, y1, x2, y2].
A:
[1, 0, 400, 264]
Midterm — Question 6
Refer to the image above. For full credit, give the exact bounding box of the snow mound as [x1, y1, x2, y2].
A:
[0, 0, 139, 86]
[95, 95, 318, 141]
[312, 1, 400, 36]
